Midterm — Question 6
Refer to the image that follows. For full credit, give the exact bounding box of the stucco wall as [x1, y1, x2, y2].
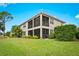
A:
[53, 19, 63, 28]
[20, 22, 28, 36]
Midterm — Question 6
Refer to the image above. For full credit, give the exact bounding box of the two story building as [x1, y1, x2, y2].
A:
[20, 12, 65, 38]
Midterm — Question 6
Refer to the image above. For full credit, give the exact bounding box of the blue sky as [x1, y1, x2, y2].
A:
[0, 3, 79, 31]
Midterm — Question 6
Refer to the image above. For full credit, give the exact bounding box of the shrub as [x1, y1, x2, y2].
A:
[54, 24, 76, 41]
[5, 32, 10, 37]
[33, 35, 39, 39]
[49, 32, 55, 39]
[75, 31, 79, 39]
[26, 35, 33, 39]
[0, 36, 9, 39]
[0, 32, 3, 36]
[23, 35, 38, 39]
[22, 35, 32, 38]
[10, 33, 15, 38]
[0, 36, 4, 39]
[11, 25, 23, 38]
[4, 36, 9, 38]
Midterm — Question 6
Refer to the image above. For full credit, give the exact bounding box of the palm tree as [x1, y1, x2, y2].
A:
[0, 11, 13, 37]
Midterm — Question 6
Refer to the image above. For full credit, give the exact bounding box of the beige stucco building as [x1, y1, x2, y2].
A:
[20, 12, 65, 38]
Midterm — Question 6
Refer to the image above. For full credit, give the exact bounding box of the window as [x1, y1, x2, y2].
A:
[50, 19, 54, 24]
[28, 20, 32, 29]
[34, 29, 40, 38]
[23, 25, 26, 28]
[34, 16, 40, 27]
[42, 28, 49, 38]
[42, 15, 49, 26]
[28, 30, 33, 36]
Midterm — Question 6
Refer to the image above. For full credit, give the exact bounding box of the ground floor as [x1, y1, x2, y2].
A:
[28, 28, 49, 38]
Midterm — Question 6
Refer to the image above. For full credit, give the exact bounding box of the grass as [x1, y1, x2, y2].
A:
[0, 38, 79, 56]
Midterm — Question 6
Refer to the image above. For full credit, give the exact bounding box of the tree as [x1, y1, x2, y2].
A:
[54, 24, 76, 41]
[11, 25, 23, 37]
[75, 32, 79, 39]
[75, 27, 79, 39]
[0, 11, 13, 36]
[5, 31, 11, 37]
[0, 16, 3, 33]
[0, 22, 3, 33]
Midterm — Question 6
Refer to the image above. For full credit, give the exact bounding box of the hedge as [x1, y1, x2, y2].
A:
[54, 24, 76, 41]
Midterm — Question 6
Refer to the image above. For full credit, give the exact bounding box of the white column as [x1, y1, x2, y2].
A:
[32, 19, 34, 36]
[40, 14, 42, 38]
[33, 30, 34, 36]
[26, 22, 28, 36]
[49, 17, 50, 35]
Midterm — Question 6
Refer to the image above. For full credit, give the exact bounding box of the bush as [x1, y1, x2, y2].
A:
[33, 35, 39, 39]
[5, 32, 10, 37]
[11, 25, 23, 38]
[0, 32, 3, 36]
[10, 33, 15, 38]
[0, 36, 9, 39]
[25, 35, 33, 39]
[75, 31, 79, 39]
[49, 32, 55, 39]
[4, 36, 9, 38]
[22, 35, 39, 39]
[0, 36, 4, 39]
[54, 24, 76, 41]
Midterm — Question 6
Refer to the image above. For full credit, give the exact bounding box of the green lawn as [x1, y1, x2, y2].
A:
[0, 38, 79, 56]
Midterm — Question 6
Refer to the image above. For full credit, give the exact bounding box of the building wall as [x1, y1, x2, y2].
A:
[20, 13, 65, 38]
[53, 19, 63, 28]
[26, 22, 28, 36]
[49, 17, 64, 30]
[20, 22, 28, 36]
[49, 17, 54, 30]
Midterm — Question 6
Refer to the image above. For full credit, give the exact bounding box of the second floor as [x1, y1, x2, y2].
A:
[20, 12, 65, 31]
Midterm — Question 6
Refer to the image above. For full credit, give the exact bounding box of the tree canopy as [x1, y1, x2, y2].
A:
[0, 11, 13, 36]
[11, 25, 23, 37]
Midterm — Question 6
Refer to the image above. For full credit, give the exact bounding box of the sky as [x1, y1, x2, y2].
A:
[0, 3, 79, 32]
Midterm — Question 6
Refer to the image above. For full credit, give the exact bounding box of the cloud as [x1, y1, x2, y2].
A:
[0, 3, 9, 7]
[75, 14, 79, 19]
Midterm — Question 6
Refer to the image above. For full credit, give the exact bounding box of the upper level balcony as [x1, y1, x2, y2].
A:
[42, 15, 49, 26]
[28, 14, 49, 29]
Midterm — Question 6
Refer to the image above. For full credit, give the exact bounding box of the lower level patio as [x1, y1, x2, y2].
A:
[28, 28, 49, 38]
